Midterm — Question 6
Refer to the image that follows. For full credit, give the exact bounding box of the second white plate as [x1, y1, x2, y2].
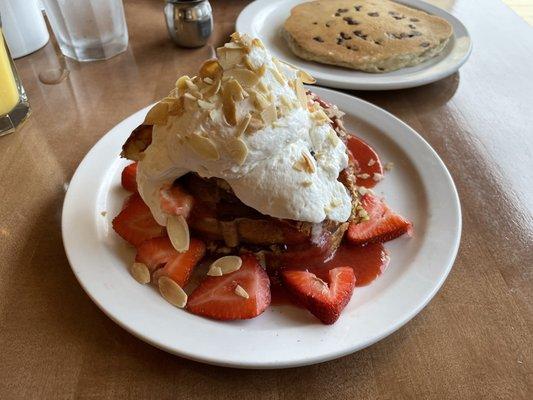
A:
[236, 0, 472, 90]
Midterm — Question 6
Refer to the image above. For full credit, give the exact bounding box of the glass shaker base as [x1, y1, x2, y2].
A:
[0, 100, 31, 137]
[58, 36, 128, 62]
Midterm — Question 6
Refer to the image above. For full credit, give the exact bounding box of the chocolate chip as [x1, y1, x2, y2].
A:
[377, 67, 385, 71]
[337, 8, 349, 13]
[340, 31, 352, 40]
[345, 44, 359, 51]
[408, 24, 417, 29]
[353, 30, 368, 40]
[420, 42, 430, 47]
[313, 22, 318, 25]
[354, 5, 362, 11]
[343, 16, 360, 25]
[374, 40, 383, 45]
[368, 12, 379, 17]
[393, 15, 405, 20]
[388, 32, 408, 39]
[408, 31, 422, 37]
[335, 12, 341, 17]
[336, 37, 343, 45]
[325, 20, 334, 27]
[313, 36, 324, 43]
[410, 18, 419, 22]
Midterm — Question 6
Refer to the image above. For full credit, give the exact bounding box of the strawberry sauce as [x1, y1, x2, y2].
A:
[270, 243, 389, 305]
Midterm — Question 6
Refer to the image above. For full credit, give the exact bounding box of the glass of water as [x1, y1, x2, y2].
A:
[42, 0, 129, 62]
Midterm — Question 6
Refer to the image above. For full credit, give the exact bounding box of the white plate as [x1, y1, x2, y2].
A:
[62, 87, 461, 368]
[236, 0, 472, 90]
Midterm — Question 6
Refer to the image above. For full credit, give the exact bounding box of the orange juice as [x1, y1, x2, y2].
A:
[0, 29, 19, 115]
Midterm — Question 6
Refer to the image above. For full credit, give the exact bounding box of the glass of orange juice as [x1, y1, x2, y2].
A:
[0, 19, 30, 136]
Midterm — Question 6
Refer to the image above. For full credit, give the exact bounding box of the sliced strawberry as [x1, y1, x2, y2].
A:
[347, 193, 412, 246]
[346, 136, 383, 188]
[187, 254, 271, 320]
[135, 236, 176, 271]
[112, 192, 164, 246]
[153, 238, 206, 286]
[281, 267, 355, 325]
[159, 183, 194, 218]
[121, 162, 138, 192]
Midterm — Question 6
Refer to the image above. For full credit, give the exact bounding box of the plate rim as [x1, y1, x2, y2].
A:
[62, 87, 461, 368]
[235, 0, 473, 90]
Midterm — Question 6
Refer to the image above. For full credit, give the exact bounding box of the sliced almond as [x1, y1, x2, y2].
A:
[225, 78, 247, 101]
[167, 215, 190, 252]
[298, 69, 316, 84]
[227, 138, 248, 165]
[175, 75, 191, 95]
[234, 284, 249, 299]
[212, 255, 242, 275]
[202, 78, 221, 98]
[218, 47, 244, 69]
[256, 81, 270, 95]
[144, 102, 169, 125]
[251, 90, 270, 110]
[203, 76, 214, 85]
[199, 59, 223, 80]
[222, 90, 237, 126]
[294, 80, 308, 108]
[235, 113, 252, 136]
[326, 130, 340, 146]
[261, 104, 277, 125]
[269, 66, 286, 85]
[246, 116, 264, 134]
[207, 266, 223, 276]
[251, 38, 265, 49]
[225, 68, 259, 87]
[311, 109, 329, 124]
[303, 153, 316, 173]
[198, 99, 215, 110]
[129, 262, 150, 284]
[158, 276, 187, 308]
[187, 132, 220, 160]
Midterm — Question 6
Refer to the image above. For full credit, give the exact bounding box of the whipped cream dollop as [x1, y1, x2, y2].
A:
[137, 33, 351, 225]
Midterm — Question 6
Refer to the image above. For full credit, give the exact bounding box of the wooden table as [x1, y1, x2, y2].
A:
[1, 0, 531, 398]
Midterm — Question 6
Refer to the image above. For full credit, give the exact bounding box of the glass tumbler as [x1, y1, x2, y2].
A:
[0, 25, 30, 136]
[42, 0, 129, 62]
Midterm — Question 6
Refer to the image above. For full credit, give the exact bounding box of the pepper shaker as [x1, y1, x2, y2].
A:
[165, 0, 213, 48]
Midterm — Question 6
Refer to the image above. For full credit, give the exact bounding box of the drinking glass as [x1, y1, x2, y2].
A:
[42, 0, 129, 62]
[0, 23, 30, 136]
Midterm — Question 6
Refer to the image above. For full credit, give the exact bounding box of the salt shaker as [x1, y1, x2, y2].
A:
[165, 0, 213, 48]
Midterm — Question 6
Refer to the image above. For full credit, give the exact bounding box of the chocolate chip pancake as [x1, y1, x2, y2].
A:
[283, 0, 453, 72]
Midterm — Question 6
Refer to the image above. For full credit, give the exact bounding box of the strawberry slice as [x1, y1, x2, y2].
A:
[346, 136, 383, 188]
[112, 192, 164, 246]
[159, 183, 194, 218]
[187, 254, 271, 320]
[154, 239, 205, 286]
[281, 267, 356, 325]
[347, 193, 412, 246]
[121, 162, 138, 192]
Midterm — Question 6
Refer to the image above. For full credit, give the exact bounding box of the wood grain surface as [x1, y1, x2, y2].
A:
[0, 0, 531, 398]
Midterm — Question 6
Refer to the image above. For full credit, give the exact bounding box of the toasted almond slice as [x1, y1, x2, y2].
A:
[301, 180, 313, 187]
[144, 102, 169, 125]
[175, 75, 191, 94]
[207, 266, 223, 276]
[198, 99, 215, 110]
[158, 276, 187, 308]
[203, 76, 214, 85]
[251, 90, 270, 110]
[303, 152, 316, 173]
[295, 80, 308, 108]
[225, 78, 247, 101]
[202, 78, 221, 98]
[167, 215, 190, 252]
[298, 69, 316, 84]
[222, 92, 237, 126]
[199, 59, 223, 80]
[218, 47, 244, 69]
[261, 104, 277, 125]
[269, 66, 286, 85]
[187, 132, 220, 160]
[256, 81, 270, 95]
[211, 255, 243, 275]
[224, 41, 243, 49]
[227, 138, 248, 165]
[236, 113, 251, 136]
[234, 284, 249, 299]
[327, 129, 340, 146]
[246, 117, 264, 134]
[225, 68, 259, 87]
[251, 38, 265, 49]
[130, 262, 150, 284]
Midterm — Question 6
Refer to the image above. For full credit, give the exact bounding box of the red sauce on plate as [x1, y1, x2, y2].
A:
[269, 243, 389, 305]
